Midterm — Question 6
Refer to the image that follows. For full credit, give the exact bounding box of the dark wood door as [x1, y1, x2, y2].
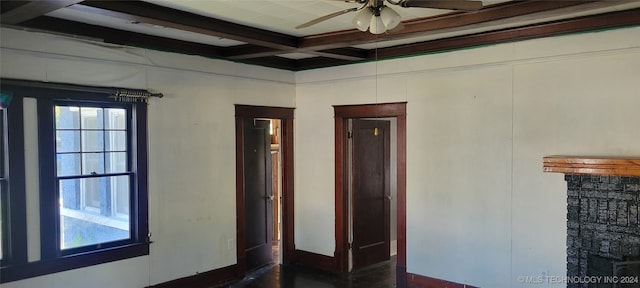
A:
[352, 119, 391, 269]
[243, 118, 273, 271]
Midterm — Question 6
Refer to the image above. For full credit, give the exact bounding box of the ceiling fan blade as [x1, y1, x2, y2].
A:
[388, 22, 405, 33]
[399, 0, 483, 11]
[296, 7, 359, 29]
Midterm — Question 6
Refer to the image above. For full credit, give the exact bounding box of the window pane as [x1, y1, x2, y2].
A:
[81, 131, 103, 152]
[56, 131, 80, 153]
[105, 131, 126, 151]
[82, 177, 101, 211]
[59, 178, 80, 210]
[105, 152, 127, 173]
[82, 153, 104, 175]
[112, 176, 129, 218]
[57, 153, 81, 177]
[105, 108, 126, 130]
[59, 176, 130, 250]
[55, 106, 80, 129]
[80, 107, 103, 129]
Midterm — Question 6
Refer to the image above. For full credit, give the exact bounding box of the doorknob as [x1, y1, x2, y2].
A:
[387, 195, 392, 200]
[266, 195, 274, 201]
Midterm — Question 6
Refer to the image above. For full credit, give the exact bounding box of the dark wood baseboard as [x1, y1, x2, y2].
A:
[295, 250, 337, 273]
[407, 273, 477, 288]
[397, 264, 407, 288]
[147, 264, 237, 288]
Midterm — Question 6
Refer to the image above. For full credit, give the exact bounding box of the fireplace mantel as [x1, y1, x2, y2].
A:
[543, 156, 640, 176]
[544, 156, 640, 286]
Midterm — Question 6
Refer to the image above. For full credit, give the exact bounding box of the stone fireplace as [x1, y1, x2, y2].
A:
[544, 157, 640, 288]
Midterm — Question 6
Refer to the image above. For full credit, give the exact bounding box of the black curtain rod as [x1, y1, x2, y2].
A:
[0, 78, 163, 98]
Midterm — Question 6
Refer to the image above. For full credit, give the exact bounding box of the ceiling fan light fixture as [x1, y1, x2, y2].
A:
[379, 6, 401, 30]
[353, 8, 373, 32]
[369, 15, 386, 34]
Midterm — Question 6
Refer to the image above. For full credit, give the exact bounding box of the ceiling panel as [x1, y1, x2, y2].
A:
[278, 52, 318, 59]
[145, 0, 486, 36]
[46, 7, 246, 47]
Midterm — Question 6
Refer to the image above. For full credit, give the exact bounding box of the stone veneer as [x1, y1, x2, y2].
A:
[565, 175, 640, 288]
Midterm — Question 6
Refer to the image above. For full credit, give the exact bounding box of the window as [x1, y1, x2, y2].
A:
[55, 105, 131, 251]
[0, 81, 149, 283]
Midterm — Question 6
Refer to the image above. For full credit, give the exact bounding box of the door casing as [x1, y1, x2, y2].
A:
[334, 102, 407, 287]
[235, 105, 295, 276]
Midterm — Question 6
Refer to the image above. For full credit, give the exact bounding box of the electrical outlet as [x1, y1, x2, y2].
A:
[227, 239, 234, 250]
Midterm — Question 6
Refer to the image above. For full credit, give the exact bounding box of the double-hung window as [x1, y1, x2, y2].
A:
[0, 80, 149, 283]
[55, 104, 132, 252]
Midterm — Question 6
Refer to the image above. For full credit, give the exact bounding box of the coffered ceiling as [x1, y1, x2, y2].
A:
[2, 0, 640, 71]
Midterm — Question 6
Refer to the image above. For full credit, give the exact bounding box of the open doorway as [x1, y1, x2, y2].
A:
[235, 105, 294, 276]
[270, 119, 282, 264]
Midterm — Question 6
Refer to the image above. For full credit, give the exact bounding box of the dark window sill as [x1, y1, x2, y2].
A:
[0, 242, 150, 283]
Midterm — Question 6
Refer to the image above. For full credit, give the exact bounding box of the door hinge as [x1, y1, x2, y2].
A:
[348, 131, 353, 139]
[348, 242, 353, 249]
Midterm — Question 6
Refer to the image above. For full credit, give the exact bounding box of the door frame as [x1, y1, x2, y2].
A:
[235, 105, 295, 276]
[334, 102, 407, 287]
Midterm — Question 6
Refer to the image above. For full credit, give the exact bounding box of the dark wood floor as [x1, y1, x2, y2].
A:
[218, 256, 397, 288]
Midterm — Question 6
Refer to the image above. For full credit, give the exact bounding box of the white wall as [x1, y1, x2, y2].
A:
[295, 26, 640, 287]
[294, 67, 408, 255]
[0, 28, 295, 288]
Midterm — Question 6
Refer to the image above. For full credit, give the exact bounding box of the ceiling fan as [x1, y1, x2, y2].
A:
[296, 0, 483, 34]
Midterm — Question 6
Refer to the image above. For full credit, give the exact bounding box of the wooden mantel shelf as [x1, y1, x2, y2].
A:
[543, 156, 640, 177]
